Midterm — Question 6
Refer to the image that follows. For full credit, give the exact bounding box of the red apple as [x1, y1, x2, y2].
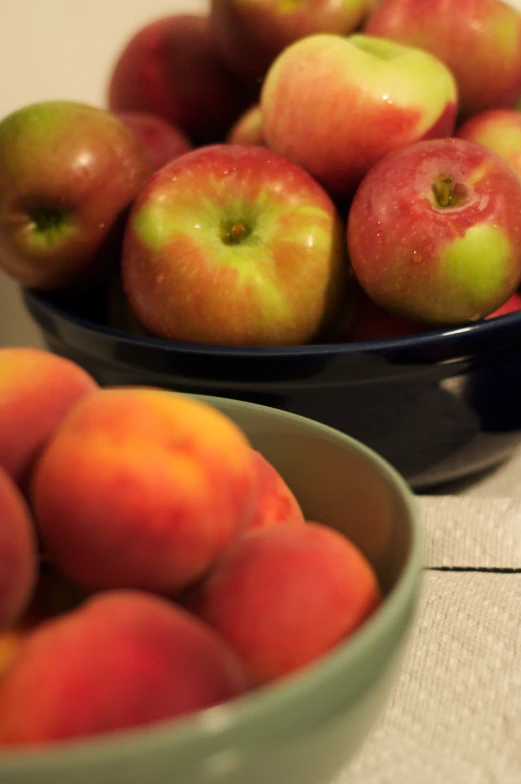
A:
[457, 109, 521, 181]
[0, 100, 151, 291]
[226, 105, 265, 146]
[347, 138, 521, 325]
[210, 0, 373, 86]
[116, 112, 193, 171]
[107, 15, 253, 146]
[486, 291, 521, 319]
[121, 144, 348, 347]
[261, 33, 457, 199]
[343, 285, 432, 342]
[364, 0, 521, 119]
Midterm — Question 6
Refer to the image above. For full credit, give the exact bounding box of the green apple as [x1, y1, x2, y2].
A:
[261, 33, 457, 198]
[0, 100, 151, 291]
[121, 144, 349, 347]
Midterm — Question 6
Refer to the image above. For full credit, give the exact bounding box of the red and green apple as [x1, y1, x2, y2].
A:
[210, 0, 373, 86]
[457, 109, 521, 181]
[261, 33, 457, 199]
[121, 144, 349, 347]
[226, 105, 265, 147]
[364, 0, 521, 118]
[0, 100, 151, 292]
[347, 137, 521, 325]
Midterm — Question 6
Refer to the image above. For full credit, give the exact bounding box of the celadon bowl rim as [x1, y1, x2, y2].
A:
[0, 394, 423, 775]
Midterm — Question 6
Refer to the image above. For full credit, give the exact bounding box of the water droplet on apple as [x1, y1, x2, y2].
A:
[375, 232, 384, 245]
[412, 251, 422, 263]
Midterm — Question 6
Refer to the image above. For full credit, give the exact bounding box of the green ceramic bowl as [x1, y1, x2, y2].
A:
[0, 395, 423, 784]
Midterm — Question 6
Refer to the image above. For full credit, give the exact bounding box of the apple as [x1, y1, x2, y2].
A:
[116, 112, 193, 171]
[261, 33, 457, 199]
[343, 284, 432, 342]
[0, 100, 151, 291]
[210, 0, 373, 86]
[107, 15, 254, 146]
[121, 144, 348, 347]
[347, 137, 521, 325]
[226, 105, 265, 147]
[486, 291, 521, 319]
[364, 0, 521, 119]
[457, 109, 521, 181]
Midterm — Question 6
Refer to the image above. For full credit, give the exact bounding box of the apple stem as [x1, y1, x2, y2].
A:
[223, 221, 250, 245]
[433, 174, 453, 208]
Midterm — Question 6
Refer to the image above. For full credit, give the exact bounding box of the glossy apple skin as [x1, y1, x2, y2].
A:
[364, 0, 521, 119]
[226, 105, 265, 146]
[107, 15, 253, 146]
[116, 112, 193, 171]
[457, 109, 521, 182]
[261, 34, 457, 198]
[0, 101, 151, 292]
[486, 291, 521, 319]
[122, 144, 348, 347]
[342, 285, 432, 342]
[210, 0, 372, 85]
[347, 138, 521, 325]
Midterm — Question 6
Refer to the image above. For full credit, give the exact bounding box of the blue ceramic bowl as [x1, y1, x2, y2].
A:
[22, 286, 521, 491]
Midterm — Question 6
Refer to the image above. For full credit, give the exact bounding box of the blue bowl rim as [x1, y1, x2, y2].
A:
[23, 286, 521, 360]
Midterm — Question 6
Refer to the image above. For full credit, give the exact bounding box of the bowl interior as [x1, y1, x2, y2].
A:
[0, 395, 423, 784]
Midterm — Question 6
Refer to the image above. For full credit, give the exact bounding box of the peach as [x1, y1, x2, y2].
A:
[0, 590, 247, 747]
[247, 450, 305, 530]
[0, 348, 98, 487]
[0, 630, 24, 677]
[191, 522, 381, 686]
[31, 388, 257, 595]
[0, 467, 37, 630]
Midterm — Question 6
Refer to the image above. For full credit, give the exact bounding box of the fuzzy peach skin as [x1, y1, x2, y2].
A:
[31, 388, 258, 596]
[191, 522, 381, 686]
[247, 450, 305, 529]
[0, 467, 37, 631]
[0, 348, 98, 487]
[0, 590, 247, 747]
[0, 630, 24, 677]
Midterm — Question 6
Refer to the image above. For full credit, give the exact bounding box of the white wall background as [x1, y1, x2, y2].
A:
[0, 0, 520, 347]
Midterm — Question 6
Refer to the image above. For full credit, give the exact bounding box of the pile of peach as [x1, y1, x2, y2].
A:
[0, 347, 381, 749]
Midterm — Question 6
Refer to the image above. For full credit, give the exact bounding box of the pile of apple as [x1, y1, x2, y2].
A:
[2, 0, 521, 345]
[0, 346, 380, 748]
